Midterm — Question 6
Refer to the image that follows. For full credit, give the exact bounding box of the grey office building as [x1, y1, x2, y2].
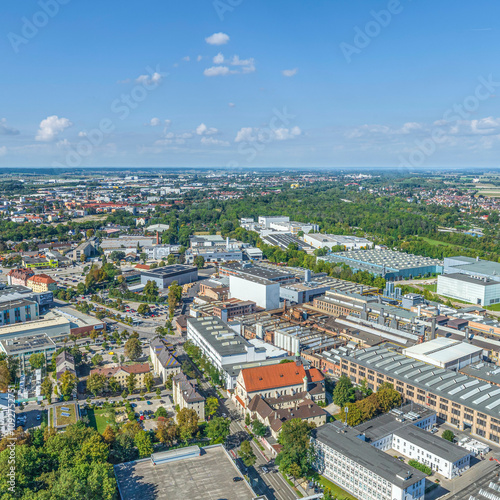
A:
[140, 265, 198, 288]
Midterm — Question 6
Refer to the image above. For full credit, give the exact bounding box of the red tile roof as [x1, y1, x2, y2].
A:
[241, 362, 324, 393]
[27, 273, 56, 285]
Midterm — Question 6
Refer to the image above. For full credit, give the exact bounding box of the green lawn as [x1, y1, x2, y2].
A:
[420, 237, 458, 248]
[54, 403, 77, 427]
[486, 303, 500, 311]
[87, 407, 116, 433]
[317, 475, 357, 500]
[422, 284, 437, 292]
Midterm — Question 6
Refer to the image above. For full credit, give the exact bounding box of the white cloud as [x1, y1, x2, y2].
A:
[197, 55, 202, 62]
[56, 139, 71, 148]
[282, 68, 298, 77]
[205, 32, 230, 45]
[274, 126, 302, 140]
[0, 118, 19, 136]
[228, 103, 235, 108]
[182, 56, 190, 62]
[0, 146, 6, 156]
[35, 115, 72, 142]
[235, 127, 256, 143]
[201, 137, 229, 146]
[230, 55, 255, 73]
[204, 66, 231, 77]
[196, 123, 218, 135]
[136, 72, 163, 85]
[150, 117, 161, 127]
[204, 54, 255, 77]
[235, 126, 301, 143]
[213, 52, 225, 64]
[78, 131, 87, 137]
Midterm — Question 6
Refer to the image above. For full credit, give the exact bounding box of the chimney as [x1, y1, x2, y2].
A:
[431, 318, 436, 340]
[226, 236, 230, 250]
[156, 231, 160, 245]
[303, 374, 308, 392]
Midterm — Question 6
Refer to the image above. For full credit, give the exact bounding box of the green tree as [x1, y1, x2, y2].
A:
[442, 430, 455, 442]
[245, 414, 251, 427]
[91, 354, 103, 366]
[143, 280, 159, 297]
[60, 370, 77, 400]
[205, 396, 219, 418]
[144, 372, 154, 393]
[134, 430, 153, 458]
[177, 407, 199, 443]
[124, 337, 142, 361]
[87, 372, 107, 397]
[137, 303, 151, 316]
[276, 419, 316, 477]
[156, 418, 178, 446]
[239, 440, 256, 467]
[376, 383, 401, 412]
[340, 402, 363, 426]
[41, 377, 53, 401]
[155, 406, 168, 418]
[193, 255, 205, 269]
[332, 376, 355, 407]
[206, 416, 231, 444]
[29, 352, 45, 370]
[127, 373, 137, 394]
[251, 419, 267, 437]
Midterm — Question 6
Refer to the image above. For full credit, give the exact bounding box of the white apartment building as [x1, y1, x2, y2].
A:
[186, 316, 267, 388]
[269, 221, 319, 235]
[229, 274, 280, 310]
[312, 422, 426, 500]
[392, 427, 470, 479]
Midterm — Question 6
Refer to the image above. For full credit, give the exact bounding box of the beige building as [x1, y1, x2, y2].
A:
[149, 340, 181, 383]
[27, 273, 58, 293]
[172, 372, 205, 421]
[90, 363, 150, 390]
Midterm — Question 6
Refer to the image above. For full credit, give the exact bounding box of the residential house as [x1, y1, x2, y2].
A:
[7, 268, 35, 287]
[27, 274, 58, 293]
[150, 340, 181, 383]
[90, 363, 151, 390]
[172, 372, 205, 421]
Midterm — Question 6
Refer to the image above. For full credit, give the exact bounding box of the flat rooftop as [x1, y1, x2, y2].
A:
[0, 333, 56, 355]
[312, 422, 426, 489]
[403, 337, 483, 364]
[220, 261, 295, 281]
[141, 264, 197, 277]
[113, 445, 255, 500]
[440, 272, 500, 286]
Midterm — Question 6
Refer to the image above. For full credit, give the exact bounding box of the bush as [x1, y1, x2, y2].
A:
[408, 460, 432, 475]
[442, 430, 454, 442]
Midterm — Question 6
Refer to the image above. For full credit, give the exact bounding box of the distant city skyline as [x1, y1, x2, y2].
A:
[1, 1, 500, 168]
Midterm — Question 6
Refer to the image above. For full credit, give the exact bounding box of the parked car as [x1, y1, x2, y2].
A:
[147, 401, 153, 405]
[232, 477, 243, 482]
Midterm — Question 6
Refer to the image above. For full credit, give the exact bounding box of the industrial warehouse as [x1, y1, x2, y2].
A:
[331, 344, 500, 444]
[318, 249, 443, 280]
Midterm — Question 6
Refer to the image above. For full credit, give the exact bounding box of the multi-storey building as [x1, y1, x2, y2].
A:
[0, 297, 39, 326]
[172, 372, 205, 421]
[26, 274, 58, 293]
[334, 345, 500, 445]
[7, 268, 35, 287]
[312, 421, 426, 500]
[0, 334, 56, 375]
[149, 339, 181, 383]
[90, 363, 151, 390]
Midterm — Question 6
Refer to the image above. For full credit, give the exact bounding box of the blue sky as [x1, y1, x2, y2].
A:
[1, 0, 500, 168]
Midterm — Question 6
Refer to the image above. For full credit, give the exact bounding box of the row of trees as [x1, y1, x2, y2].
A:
[333, 377, 402, 426]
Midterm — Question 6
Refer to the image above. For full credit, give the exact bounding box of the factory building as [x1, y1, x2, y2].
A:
[303, 233, 373, 250]
[444, 256, 500, 282]
[229, 274, 280, 310]
[437, 272, 500, 306]
[140, 264, 198, 288]
[402, 337, 484, 370]
[318, 249, 443, 280]
[333, 345, 500, 445]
